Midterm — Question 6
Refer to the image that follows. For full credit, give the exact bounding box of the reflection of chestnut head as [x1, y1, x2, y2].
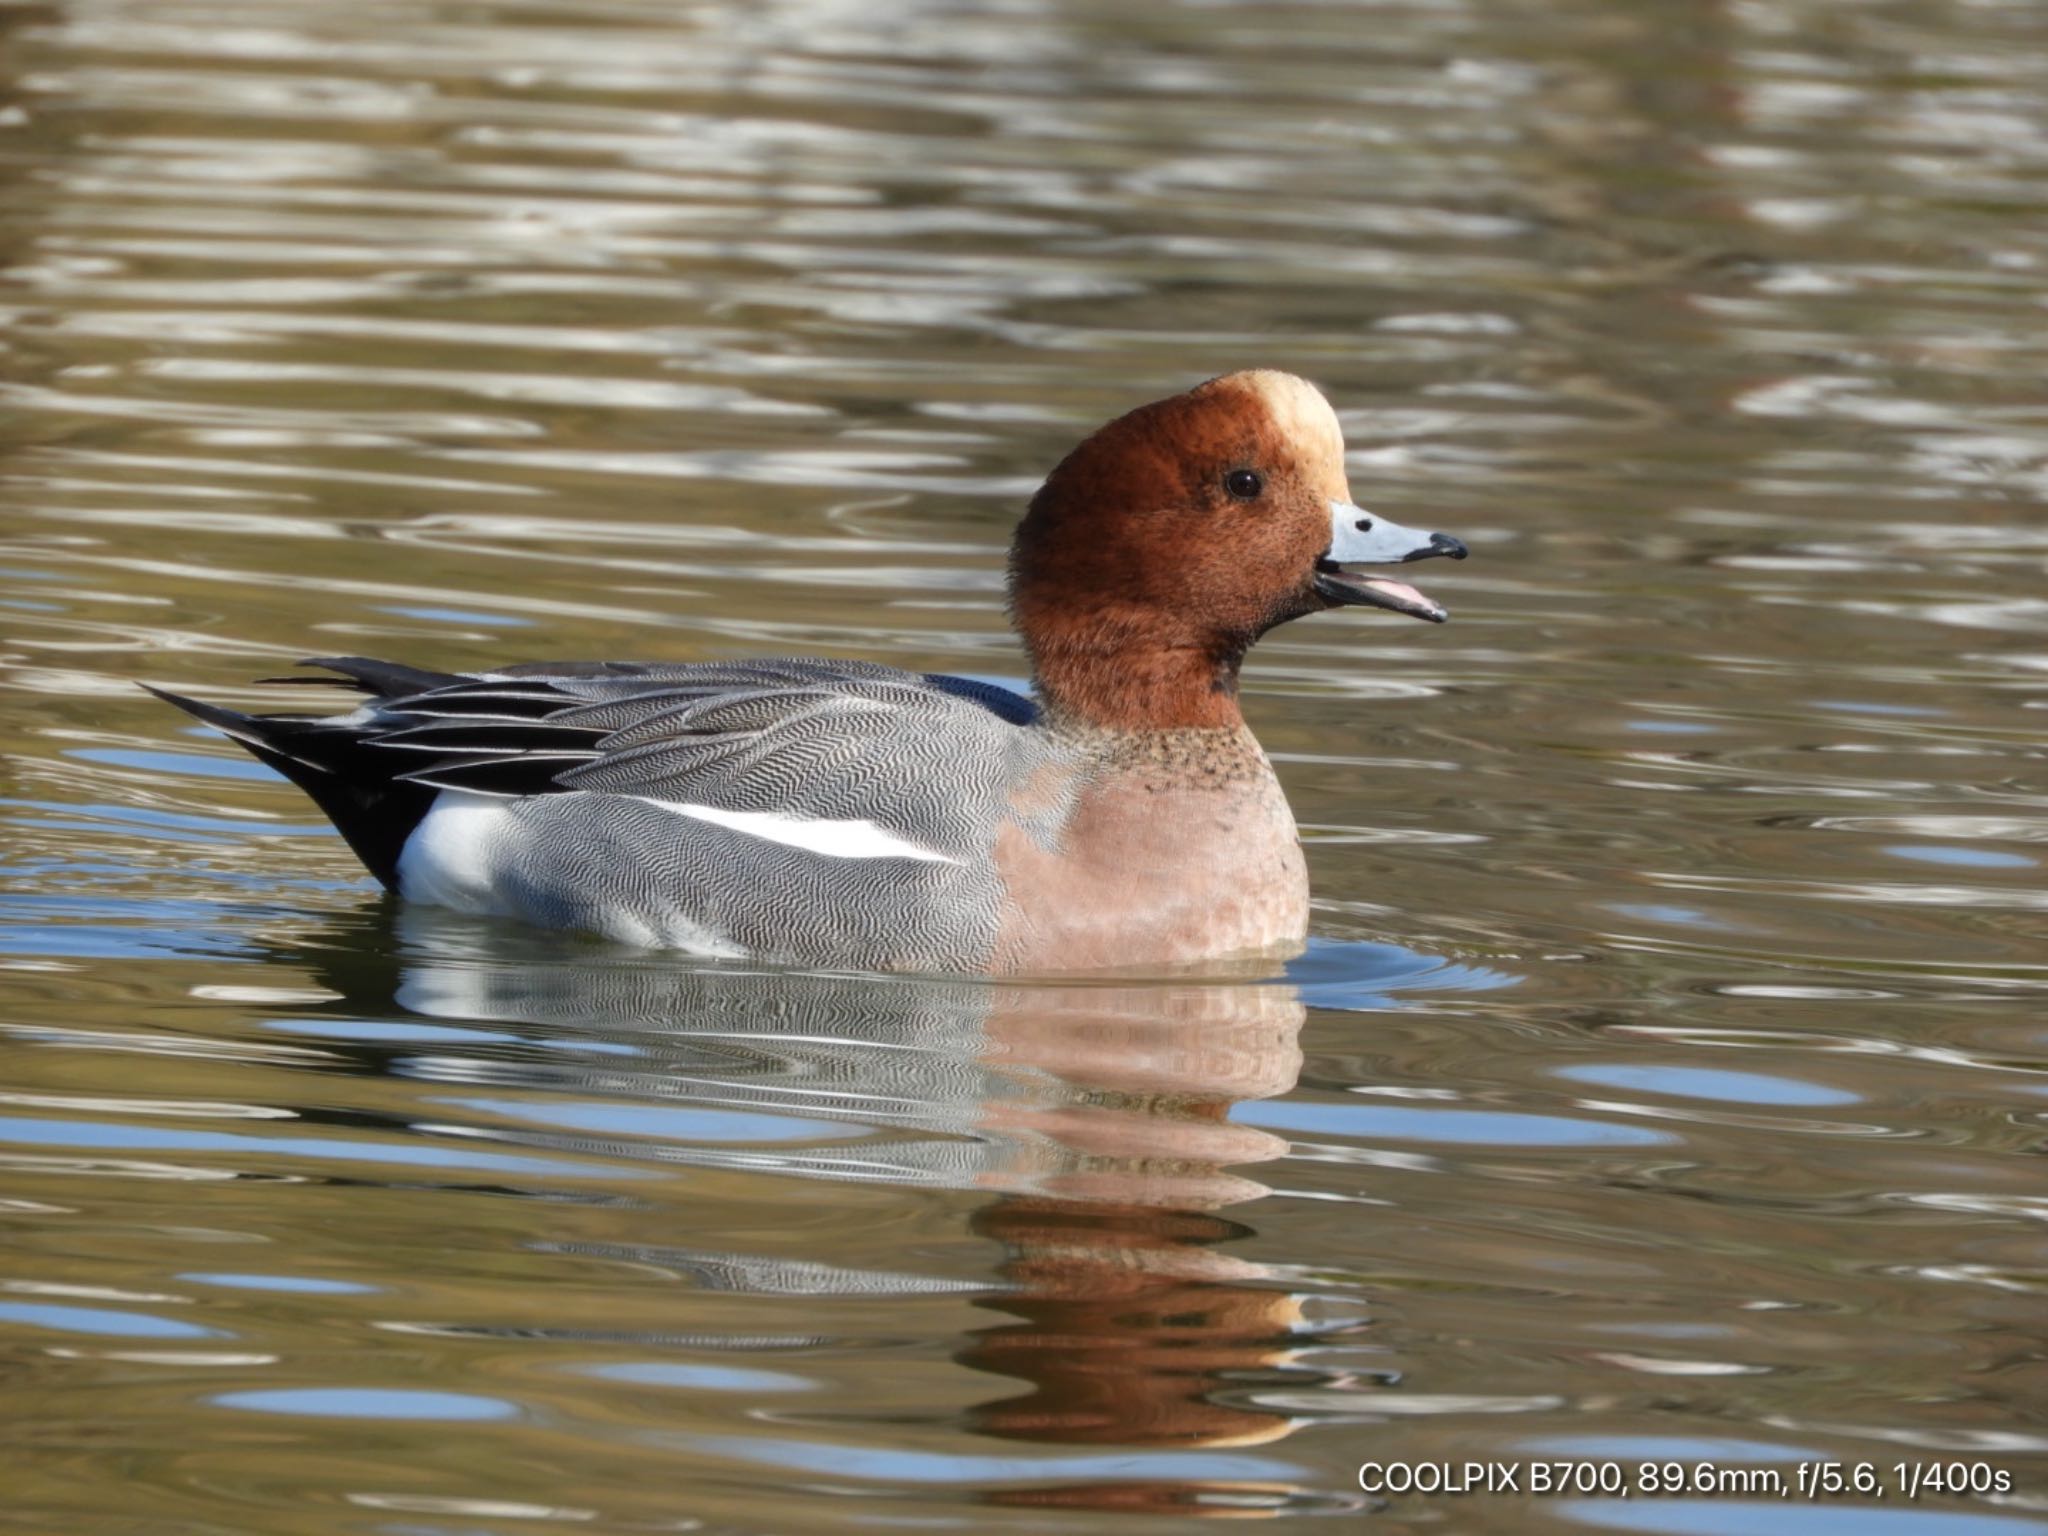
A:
[962, 1201, 1305, 1450]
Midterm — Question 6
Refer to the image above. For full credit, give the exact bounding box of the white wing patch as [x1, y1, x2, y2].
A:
[631, 797, 958, 864]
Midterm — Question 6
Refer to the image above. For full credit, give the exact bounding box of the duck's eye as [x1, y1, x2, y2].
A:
[1224, 468, 1264, 500]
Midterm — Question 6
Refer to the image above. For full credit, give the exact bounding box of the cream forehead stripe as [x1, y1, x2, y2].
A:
[1234, 371, 1345, 466]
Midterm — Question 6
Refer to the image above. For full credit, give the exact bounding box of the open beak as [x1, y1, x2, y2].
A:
[1312, 499, 1468, 622]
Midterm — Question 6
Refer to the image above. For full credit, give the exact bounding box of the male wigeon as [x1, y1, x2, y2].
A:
[150, 370, 1466, 972]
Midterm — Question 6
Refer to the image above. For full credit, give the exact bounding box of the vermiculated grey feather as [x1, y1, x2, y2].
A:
[151, 656, 1077, 969]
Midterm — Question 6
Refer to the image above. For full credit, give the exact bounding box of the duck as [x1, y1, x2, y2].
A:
[149, 370, 1467, 973]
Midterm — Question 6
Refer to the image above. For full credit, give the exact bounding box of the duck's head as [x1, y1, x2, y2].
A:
[1009, 370, 1467, 728]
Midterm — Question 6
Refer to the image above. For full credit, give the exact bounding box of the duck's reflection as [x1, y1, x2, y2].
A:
[314, 911, 1317, 1501]
[958, 985, 1307, 1457]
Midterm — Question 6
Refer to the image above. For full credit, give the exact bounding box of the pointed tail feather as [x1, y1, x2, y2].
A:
[296, 655, 467, 699]
[144, 683, 434, 891]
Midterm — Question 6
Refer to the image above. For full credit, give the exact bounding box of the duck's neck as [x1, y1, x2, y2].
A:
[1029, 635, 1249, 734]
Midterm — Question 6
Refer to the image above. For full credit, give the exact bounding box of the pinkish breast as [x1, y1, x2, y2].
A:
[991, 727, 1309, 973]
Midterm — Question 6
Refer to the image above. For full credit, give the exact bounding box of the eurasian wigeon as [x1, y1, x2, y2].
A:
[150, 370, 1467, 972]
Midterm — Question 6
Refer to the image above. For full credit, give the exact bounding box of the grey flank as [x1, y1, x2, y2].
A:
[173, 657, 1079, 970]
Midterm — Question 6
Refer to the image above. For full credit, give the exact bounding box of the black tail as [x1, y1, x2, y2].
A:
[144, 681, 439, 891]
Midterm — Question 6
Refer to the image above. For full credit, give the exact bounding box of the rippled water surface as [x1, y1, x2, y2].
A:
[3, 0, 2047, 1530]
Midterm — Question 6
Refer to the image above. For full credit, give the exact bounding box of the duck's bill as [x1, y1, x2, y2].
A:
[1315, 499, 1468, 622]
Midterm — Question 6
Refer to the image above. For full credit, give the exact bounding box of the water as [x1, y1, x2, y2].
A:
[2, 0, 2046, 1530]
